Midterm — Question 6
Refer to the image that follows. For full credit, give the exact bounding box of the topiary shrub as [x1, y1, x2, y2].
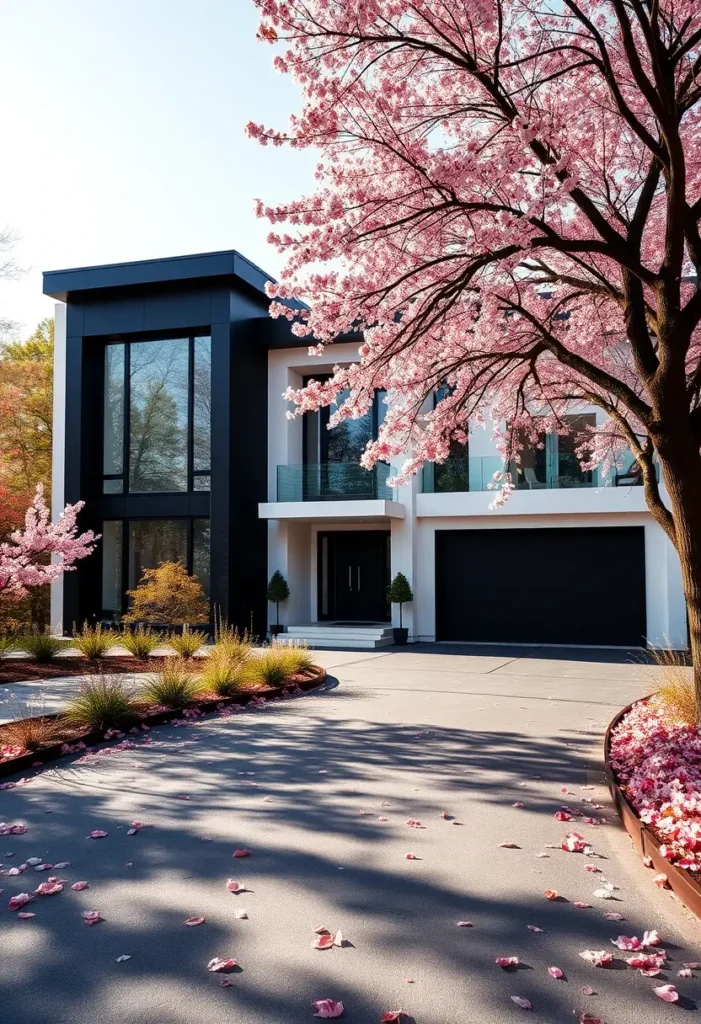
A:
[387, 572, 413, 629]
[123, 561, 209, 625]
[266, 570, 290, 628]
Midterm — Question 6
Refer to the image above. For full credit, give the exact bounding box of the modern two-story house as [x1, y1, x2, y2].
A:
[45, 249, 687, 650]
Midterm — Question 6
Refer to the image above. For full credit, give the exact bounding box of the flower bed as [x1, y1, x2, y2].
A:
[0, 656, 157, 684]
[0, 665, 326, 780]
[606, 695, 701, 918]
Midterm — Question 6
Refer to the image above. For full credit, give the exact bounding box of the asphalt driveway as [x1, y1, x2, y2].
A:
[1, 646, 700, 1023]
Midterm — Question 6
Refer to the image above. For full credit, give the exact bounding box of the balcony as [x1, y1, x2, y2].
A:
[422, 454, 601, 493]
[277, 462, 394, 502]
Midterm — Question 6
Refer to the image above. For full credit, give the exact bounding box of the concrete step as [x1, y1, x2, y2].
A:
[279, 624, 395, 649]
[277, 634, 395, 650]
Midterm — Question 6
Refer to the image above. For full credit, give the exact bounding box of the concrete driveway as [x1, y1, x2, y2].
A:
[1, 646, 700, 1023]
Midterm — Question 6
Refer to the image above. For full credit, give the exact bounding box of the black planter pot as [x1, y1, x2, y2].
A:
[394, 627, 409, 645]
[270, 624, 285, 637]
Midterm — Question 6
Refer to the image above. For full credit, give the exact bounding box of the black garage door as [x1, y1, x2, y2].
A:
[436, 527, 646, 646]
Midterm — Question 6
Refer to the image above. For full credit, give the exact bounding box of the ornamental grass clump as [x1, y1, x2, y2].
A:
[3, 714, 57, 752]
[0, 633, 18, 658]
[63, 676, 138, 730]
[140, 658, 201, 709]
[247, 647, 299, 687]
[270, 640, 314, 676]
[166, 625, 207, 660]
[19, 629, 69, 663]
[71, 622, 117, 660]
[200, 648, 249, 697]
[653, 648, 697, 725]
[119, 624, 163, 659]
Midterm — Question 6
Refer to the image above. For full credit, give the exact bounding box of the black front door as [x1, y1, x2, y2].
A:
[319, 531, 390, 622]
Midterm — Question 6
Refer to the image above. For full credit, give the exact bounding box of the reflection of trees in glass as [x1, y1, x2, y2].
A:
[193, 337, 211, 472]
[327, 390, 373, 463]
[129, 340, 188, 492]
[103, 345, 124, 475]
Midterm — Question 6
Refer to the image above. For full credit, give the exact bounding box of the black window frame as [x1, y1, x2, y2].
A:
[102, 332, 211, 496]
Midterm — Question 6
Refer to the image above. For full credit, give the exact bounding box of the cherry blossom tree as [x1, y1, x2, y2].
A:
[249, 1, 701, 695]
[0, 485, 97, 598]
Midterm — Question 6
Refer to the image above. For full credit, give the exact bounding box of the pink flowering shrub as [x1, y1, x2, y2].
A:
[610, 697, 701, 871]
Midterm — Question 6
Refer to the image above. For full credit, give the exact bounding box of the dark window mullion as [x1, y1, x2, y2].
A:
[120, 519, 128, 617]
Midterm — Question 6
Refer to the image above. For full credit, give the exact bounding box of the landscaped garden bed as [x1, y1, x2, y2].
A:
[0, 643, 326, 779]
[0, 656, 158, 684]
[605, 691, 701, 918]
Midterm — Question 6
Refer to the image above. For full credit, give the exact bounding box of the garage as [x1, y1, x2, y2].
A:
[435, 526, 647, 646]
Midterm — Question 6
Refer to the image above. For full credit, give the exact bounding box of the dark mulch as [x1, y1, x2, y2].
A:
[0, 657, 155, 684]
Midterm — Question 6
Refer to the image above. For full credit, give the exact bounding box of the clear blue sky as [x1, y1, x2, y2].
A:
[0, 0, 315, 334]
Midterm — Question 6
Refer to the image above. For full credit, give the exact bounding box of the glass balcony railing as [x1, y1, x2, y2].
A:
[422, 454, 600, 493]
[276, 462, 394, 502]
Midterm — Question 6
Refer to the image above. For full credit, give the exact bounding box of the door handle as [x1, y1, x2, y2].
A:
[348, 566, 352, 590]
[357, 565, 361, 590]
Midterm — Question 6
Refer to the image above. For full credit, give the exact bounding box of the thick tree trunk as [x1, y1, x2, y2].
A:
[656, 439, 701, 710]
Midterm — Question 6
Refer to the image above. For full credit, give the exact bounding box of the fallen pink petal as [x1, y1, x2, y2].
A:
[547, 966, 564, 978]
[8, 893, 33, 911]
[207, 957, 237, 972]
[34, 880, 63, 896]
[184, 916, 205, 926]
[312, 934, 334, 950]
[456, 920, 473, 927]
[233, 849, 250, 858]
[226, 879, 245, 893]
[527, 925, 544, 932]
[17, 911, 35, 920]
[87, 830, 108, 839]
[579, 950, 614, 967]
[510, 996, 532, 1009]
[312, 998, 344, 1018]
[496, 956, 519, 967]
[82, 911, 104, 926]
[71, 881, 88, 891]
[380, 1013, 404, 1022]
[653, 984, 679, 1003]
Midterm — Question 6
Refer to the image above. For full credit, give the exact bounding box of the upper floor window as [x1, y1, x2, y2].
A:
[102, 335, 211, 494]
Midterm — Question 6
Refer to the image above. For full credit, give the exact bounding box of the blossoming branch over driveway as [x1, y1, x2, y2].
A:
[1, 646, 700, 1023]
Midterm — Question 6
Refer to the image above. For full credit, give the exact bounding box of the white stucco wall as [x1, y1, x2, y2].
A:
[264, 345, 686, 649]
[50, 303, 67, 634]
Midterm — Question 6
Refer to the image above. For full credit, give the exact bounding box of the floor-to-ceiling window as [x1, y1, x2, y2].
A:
[103, 335, 211, 494]
[301, 378, 389, 499]
[99, 334, 211, 621]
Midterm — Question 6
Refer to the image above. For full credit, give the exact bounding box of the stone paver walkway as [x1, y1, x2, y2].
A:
[1, 646, 700, 1023]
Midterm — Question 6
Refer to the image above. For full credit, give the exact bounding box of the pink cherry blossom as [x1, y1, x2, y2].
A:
[543, 890, 559, 901]
[88, 830, 108, 840]
[527, 925, 544, 933]
[380, 1014, 404, 1022]
[233, 849, 250, 858]
[184, 917, 205, 926]
[547, 966, 564, 978]
[82, 910, 104, 925]
[71, 881, 88, 891]
[226, 879, 245, 893]
[17, 912, 35, 920]
[312, 999, 344, 1018]
[496, 957, 519, 967]
[0, 485, 97, 596]
[34, 880, 63, 896]
[312, 934, 334, 950]
[562, 832, 588, 853]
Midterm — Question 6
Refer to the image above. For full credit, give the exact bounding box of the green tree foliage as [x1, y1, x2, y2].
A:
[124, 561, 209, 625]
[388, 573, 413, 628]
[266, 570, 290, 625]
